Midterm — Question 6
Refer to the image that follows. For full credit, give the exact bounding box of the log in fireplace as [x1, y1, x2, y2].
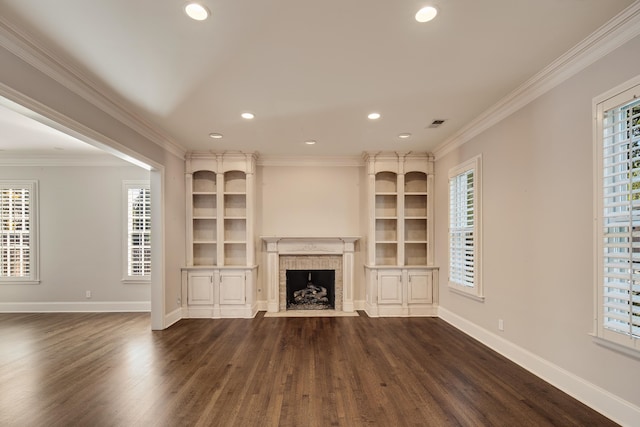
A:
[286, 270, 335, 310]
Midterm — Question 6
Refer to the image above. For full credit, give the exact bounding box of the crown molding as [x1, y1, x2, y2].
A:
[433, 1, 640, 160]
[0, 154, 132, 167]
[0, 17, 186, 160]
[257, 155, 364, 167]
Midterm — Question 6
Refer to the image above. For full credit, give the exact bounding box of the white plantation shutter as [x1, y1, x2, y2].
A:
[448, 156, 481, 298]
[449, 170, 475, 286]
[0, 181, 38, 282]
[126, 184, 151, 279]
[600, 93, 640, 343]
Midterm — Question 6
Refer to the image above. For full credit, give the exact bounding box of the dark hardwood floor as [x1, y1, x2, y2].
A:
[0, 312, 617, 426]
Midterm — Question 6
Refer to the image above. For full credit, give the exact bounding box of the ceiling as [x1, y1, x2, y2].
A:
[0, 0, 636, 158]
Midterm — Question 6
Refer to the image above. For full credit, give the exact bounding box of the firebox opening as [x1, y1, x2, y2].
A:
[286, 269, 335, 310]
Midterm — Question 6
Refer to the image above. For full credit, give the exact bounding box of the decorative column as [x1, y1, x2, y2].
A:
[342, 237, 357, 312]
[264, 238, 280, 312]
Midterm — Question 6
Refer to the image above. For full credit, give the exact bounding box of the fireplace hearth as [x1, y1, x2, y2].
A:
[286, 270, 335, 310]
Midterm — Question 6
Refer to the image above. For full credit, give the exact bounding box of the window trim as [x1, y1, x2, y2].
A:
[448, 155, 483, 300]
[0, 180, 39, 284]
[122, 180, 151, 283]
[593, 75, 640, 352]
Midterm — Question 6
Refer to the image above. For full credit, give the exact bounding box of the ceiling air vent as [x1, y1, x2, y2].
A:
[427, 119, 446, 129]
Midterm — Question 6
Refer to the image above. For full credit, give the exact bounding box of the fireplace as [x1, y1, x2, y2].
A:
[279, 255, 342, 311]
[262, 237, 359, 313]
[286, 270, 335, 310]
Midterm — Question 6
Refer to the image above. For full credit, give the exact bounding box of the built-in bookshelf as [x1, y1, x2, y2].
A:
[370, 165, 431, 267]
[183, 152, 257, 319]
[186, 155, 255, 267]
[364, 152, 437, 317]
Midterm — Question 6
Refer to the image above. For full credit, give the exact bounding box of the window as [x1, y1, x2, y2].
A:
[0, 180, 38, 283]
[448, 156, 482, 299]
[595, 79, 640, 351]
[123, 181, 150, 282]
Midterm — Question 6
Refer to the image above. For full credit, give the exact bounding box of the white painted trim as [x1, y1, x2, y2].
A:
[434, 2, 640, 160]
[149, 169, 165, 330]
[0, 18, 186, 160]
[438, 307, 640, 427]
[258, 155, 364, 167]
[354, 299, 365, 311]
[593, 74, 640, 106]
[164, 307, 183, 328]
[0, 301, 150, 312]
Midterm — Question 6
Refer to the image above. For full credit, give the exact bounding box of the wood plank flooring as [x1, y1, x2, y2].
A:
[0, 312, 618, 426]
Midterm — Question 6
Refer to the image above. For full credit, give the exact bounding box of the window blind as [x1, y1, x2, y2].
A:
[449, 169, 475, 287]
[127, 186, 151, 277]
[602, 97, 640, 339]
[0, 185, 31, 278]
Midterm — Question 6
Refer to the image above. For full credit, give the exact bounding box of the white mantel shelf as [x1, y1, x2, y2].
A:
[261, 236, 359, 313]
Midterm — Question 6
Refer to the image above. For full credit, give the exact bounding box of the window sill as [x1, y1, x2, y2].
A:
[0, 280, 40, 285]
[449, 285, 485, 302]
[122, 278, 151, 285]
[590, 334, 640, 360]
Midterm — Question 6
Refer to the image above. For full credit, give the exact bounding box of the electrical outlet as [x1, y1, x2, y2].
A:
[498, 319, 504, 331]
[85, 290, 92, 299]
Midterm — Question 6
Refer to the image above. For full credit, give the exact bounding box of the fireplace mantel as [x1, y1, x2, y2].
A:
[261, 237, 359, 312]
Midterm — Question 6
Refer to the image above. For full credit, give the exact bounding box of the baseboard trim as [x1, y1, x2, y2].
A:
[438, 307, 640, 427]
[164, 307, 183, 328]
[0, 301, 151, 312]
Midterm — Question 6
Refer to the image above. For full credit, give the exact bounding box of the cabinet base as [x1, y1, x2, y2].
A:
[365, 303, 438, 318]
[184, 304, 258, 319]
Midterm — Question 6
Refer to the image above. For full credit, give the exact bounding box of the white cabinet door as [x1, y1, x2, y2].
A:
[188, 272, 214, 305]
[378, 270, 402, 304]
[408, 270, 432, 304]
[220, 271, 246, 305]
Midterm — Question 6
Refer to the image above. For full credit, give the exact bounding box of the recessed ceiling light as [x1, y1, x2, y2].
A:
[415, 6, 438, 23]
[368, 112, 381, 120]
[304, 140, 317, 145]
[398, 133, 412, 139]
[209, 133, 223, 139]
[184, 3, 210, 21]
[241, 112, 255, 119]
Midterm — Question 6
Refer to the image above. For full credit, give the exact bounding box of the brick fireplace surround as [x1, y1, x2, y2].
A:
[262, 237, 359, 313]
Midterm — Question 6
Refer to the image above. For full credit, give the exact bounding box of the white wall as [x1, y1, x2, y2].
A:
[434, 34, 640, 412]
[257, 164, 366, 301]
[0, 164, 150, 308]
